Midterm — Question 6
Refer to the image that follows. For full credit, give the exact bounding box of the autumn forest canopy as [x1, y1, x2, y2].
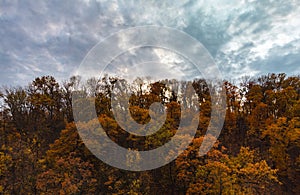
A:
[0, 73, 299, 194]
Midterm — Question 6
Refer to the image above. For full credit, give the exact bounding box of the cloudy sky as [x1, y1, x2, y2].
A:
[0, 0, 300, 86]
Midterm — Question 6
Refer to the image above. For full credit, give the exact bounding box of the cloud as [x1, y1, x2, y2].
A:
[103, 47, 197, 82]
[212, 0, 300, 79]
[0, 0, 299, 86]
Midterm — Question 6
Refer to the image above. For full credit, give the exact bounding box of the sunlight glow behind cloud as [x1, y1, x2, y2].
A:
[0, 0, 299, 86]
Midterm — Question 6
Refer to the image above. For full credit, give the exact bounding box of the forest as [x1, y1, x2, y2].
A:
[0, 73, 299, 194]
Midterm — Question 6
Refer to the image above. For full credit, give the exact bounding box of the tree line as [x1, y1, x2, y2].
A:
[0, 73, 299, 194]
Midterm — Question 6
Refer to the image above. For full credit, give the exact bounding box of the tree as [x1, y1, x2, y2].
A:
[262, 117, 300, 193]
[37, 152, 97, 194]
[0, 149, 12, 194]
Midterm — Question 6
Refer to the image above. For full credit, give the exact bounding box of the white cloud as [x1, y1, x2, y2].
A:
[0, 0, 299, 86]
[212, 0, 300, 79]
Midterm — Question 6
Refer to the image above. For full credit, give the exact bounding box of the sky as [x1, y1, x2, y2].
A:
[0, 0, 300, 86]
